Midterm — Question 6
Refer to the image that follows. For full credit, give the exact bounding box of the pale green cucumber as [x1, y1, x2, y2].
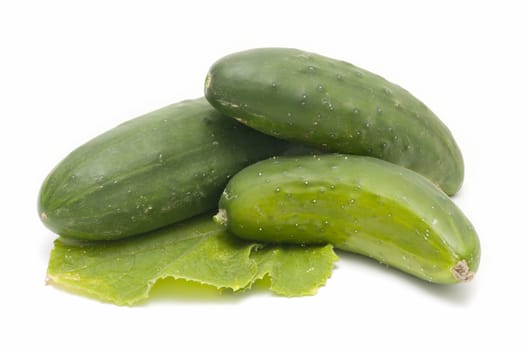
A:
[215, 154, 480, 284]
[205, 48, 464, 195]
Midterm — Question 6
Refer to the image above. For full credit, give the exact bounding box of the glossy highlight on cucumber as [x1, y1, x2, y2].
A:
[205, 48, 464, 195]
[38, 98, 288, 240]
[215, 154, 480, 284]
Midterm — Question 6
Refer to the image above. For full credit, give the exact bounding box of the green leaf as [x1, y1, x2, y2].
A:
[251, 245, 337, 296]
[47, 214, 337, 305]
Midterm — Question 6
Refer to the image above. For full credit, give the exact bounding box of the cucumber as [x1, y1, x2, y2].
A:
[205, 48, 464, 195]
[214, 154, 480, 284]
[38, 98, 288, 240]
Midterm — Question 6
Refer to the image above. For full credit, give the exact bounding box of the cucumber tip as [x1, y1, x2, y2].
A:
[213, 209, 228, 226]
[451, 260, 475, 282]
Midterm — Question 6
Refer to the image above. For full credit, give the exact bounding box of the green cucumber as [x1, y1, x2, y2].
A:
[215, 154, 480, 284]
[39, 98, 288, 241]
[205, 48, 464, 195]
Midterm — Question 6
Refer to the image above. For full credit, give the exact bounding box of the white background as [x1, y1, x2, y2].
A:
[1, 0, 525, 349]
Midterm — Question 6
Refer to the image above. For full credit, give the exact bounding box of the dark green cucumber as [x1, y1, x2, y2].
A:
[215, 154, 480, 284]
[205, 48, 464, 195]
[39, 98, 288, 240]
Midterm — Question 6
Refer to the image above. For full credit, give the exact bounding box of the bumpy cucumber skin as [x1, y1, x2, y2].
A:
[205, 48, 464, 196]
[217, 154, 480, 284]
[38, 98, 288, 240]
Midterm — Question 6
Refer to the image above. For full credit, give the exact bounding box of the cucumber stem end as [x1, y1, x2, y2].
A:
[451, 260, 474, 282]
[213, 209, 228, 226]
